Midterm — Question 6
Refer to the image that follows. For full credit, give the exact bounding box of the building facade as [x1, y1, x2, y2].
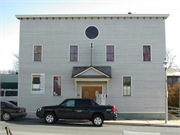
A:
[0, 74, 18, 105]
[16, 14, 169, 119]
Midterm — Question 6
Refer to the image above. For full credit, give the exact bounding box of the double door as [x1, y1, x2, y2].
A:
[82, 86, 102, 101]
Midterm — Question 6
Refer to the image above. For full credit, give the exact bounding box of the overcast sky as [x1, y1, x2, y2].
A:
[0, 0, 180, 70]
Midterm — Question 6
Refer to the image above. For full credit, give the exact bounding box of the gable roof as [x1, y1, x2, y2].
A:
[72, 66, 111, 78]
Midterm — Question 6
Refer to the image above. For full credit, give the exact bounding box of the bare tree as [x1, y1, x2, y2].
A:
[0, 70, 8, 74]
[0, 69, 17, 74]
[166, 49, 177, 69]
[13, 53, 19, 72]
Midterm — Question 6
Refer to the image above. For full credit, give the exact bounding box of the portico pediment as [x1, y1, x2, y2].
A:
[72, 66, 111, 78]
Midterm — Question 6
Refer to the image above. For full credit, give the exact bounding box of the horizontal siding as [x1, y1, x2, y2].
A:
[19, 17, 166, 113]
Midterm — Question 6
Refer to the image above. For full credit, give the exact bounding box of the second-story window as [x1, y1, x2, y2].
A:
[70, 45, 78, 61]
[34, 45, 42, 61]
[106, 45, 114, 61]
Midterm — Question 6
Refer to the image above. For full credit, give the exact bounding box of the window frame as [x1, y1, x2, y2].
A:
[84, 25, 100, 40]
[105, 45, 115, 62]
[69, 45, 79, 62]
[122, 76, 132, 97]
[142, 44, 152, 62]
[33, 45, 43, 62]
[52, 75, 62, 96]
[31, 73, 45, 94]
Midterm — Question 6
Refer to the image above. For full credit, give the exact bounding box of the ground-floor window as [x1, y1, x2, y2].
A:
[53, 76, 61, 96]
[31, 73, 45, 94]
[123, 76, 131, 96]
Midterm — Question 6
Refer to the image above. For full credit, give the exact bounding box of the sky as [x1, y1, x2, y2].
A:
[0, 0, 180, 70]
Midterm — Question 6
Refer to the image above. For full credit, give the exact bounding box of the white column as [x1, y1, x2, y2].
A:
[107, 80, 109, 96]
[75, 80, 77, 96]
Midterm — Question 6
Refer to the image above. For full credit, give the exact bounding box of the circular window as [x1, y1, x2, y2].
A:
[85, 26, 99, 39]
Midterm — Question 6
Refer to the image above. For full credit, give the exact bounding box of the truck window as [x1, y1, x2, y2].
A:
[63, 100, 75, 107]
[76, 99, 92, 107]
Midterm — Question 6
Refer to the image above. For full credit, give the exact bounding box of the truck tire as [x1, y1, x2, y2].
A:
[2, 112, 11, 121]
[44, 112, 57, 124]
[92, 115, 104, 127]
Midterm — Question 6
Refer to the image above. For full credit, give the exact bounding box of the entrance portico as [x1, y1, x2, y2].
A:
[72, 66, 111, 100]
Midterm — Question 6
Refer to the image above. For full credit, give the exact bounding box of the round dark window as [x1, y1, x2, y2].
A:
[85, 26, 99, 39]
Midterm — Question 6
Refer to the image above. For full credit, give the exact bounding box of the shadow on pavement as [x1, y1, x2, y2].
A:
[1, 119, 98, 127]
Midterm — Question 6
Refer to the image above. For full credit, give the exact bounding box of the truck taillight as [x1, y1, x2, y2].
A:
[112, 106, 116, 113]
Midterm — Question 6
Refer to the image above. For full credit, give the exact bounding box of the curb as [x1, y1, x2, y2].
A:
[104, 121, 180, 128]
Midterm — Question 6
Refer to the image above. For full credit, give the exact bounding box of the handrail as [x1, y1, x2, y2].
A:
[168, 106, 180, 117]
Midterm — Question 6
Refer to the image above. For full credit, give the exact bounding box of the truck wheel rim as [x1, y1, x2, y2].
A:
[3, 113, 10, 120]
[94, 117, 102, 125]
[46, 115, 54, 123]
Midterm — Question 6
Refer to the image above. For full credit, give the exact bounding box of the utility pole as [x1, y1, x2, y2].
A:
[163, 58, 168, 124]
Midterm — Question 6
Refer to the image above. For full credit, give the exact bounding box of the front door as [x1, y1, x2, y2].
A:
[82, 86, 102, 101]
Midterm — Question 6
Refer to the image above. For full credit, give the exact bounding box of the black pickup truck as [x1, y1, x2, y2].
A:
[36, 98, 117, 126]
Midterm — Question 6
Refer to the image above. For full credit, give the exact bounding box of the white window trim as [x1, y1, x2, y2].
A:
[122, 76, 132, 97]
[84, 25, 100, 40]
[69, 45, 79, 62]
[33, 44, 43, 62]
[142, 44, 152, 62]
[31, 73, 45, 94]
[52, 75, 62, 96]
[105, 44, 116, 62]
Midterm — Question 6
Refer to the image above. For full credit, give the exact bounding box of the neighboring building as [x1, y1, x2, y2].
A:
[0, 74, 18, 104]
[0, 74, 18, 89]
[16, 14, 169, 119]
[167, 69, 180, 87]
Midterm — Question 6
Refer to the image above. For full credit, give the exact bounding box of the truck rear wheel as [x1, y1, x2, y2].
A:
[92, 115, 103, 127]
[44, 112, 57, 124]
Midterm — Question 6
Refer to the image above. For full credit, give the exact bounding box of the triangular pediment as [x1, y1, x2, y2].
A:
[80, 68, 105, 76]
[72, 66, 111, 78]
